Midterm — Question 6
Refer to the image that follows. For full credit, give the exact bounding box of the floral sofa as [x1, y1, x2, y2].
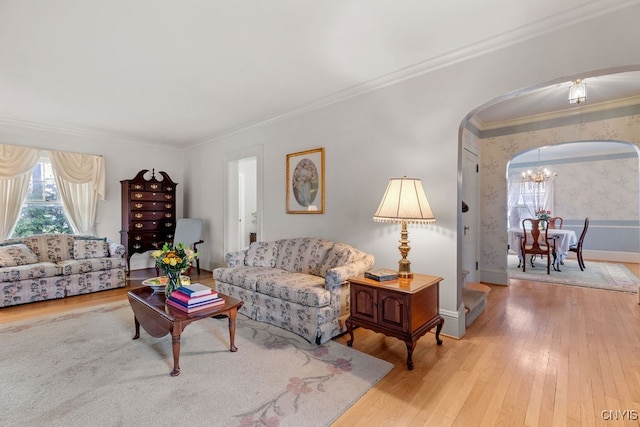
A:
[213, 237, 374, 344]
[1, 234, 126, 307]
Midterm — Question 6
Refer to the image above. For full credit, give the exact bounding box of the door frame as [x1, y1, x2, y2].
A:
[223, 145, 263, 256]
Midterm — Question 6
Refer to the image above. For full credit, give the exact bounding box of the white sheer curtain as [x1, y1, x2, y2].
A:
[50, 151, 105, 235]
[507, 176, 555, 229]
[0, 144, 40, 239]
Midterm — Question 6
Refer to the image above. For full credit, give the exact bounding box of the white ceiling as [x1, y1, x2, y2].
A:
[1, 1, 639, 148]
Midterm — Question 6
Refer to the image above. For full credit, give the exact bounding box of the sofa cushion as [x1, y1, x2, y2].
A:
[59, 257, 127, 275]
[246, 241, 279, 268]
[255, 273, 330, 308]
[14, 234, 76, 263]
[73, 239, 109, 259]
[214, 267, 290, 292]
[0, 262, 62, 282]
[0, 244, 39, 267]
[274, 238, 333, 276]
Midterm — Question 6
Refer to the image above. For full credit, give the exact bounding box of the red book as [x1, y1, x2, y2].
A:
[170, 290, 218, 304]
[166, 298, 224, 313]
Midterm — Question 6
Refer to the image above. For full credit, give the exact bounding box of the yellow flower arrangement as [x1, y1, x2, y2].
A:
[151, 242, 199, 294]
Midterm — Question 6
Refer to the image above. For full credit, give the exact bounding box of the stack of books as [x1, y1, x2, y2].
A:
[364, 268, 398, 281]
[165, 283, 223, 313]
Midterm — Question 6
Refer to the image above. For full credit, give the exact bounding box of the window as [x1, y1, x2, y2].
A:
[12, 157, 73, 237]
[507, 176, 554, 229]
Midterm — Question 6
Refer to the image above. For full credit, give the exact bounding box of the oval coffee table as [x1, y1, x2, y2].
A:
[127, 286, 244, 376]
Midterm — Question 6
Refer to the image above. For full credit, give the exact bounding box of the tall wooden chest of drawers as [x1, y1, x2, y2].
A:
[120, 169, 177, 273]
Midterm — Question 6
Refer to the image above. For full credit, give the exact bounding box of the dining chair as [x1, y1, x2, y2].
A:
[568, 217, 589, 271]
[547, 217, 563, 229]
[521, 218, 553, 274]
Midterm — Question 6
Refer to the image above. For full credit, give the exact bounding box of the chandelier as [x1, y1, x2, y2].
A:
[522, 148, 555, 183]
[568, 79, 587, 104]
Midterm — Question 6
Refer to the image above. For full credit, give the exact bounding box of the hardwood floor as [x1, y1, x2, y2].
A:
[2, 268, 639, 426]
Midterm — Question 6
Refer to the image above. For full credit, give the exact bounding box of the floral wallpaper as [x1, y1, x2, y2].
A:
[477, 114, 640, 282]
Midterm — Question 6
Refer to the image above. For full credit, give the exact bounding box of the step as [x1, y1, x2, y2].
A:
[462, 287, 488, 328]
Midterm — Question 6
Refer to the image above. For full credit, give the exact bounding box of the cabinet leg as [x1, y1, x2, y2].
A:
[346, 319, 354, 347]
[435, 317, 444, 345]
[405, 341, 416, 370]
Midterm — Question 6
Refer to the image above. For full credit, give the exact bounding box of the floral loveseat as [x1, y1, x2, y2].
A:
[213, 237, 374, 344]
[1, 234, 126, 307]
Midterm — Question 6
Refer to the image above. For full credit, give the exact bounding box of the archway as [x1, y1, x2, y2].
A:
[505, 141, 640, 278]
[458, 66, 640, 286]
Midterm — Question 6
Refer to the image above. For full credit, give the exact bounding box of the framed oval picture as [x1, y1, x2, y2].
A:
[286, 147, 325, 214]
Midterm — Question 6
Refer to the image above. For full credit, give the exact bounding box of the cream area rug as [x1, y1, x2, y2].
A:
[508, 254, 639, 294]
[0, 302, 392, 427]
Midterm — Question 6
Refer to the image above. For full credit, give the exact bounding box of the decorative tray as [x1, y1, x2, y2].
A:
[141, 276, 167, 292]
[142, 276, 191, 292]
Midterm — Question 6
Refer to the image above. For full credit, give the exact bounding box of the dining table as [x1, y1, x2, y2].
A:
[508, 227, 578, 271]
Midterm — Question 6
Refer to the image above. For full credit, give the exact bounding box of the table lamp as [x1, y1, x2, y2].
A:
[373, 177, 436, 279]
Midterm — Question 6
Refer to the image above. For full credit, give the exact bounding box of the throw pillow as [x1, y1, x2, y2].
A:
[246, 241, 279, 268]
[0, 243, 39, 267]
[73, 239, 109, 259]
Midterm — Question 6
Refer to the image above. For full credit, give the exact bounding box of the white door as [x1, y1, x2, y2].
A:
[462, 148, 479, 283]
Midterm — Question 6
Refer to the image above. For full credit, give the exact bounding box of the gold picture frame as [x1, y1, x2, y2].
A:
[286, 147, 325, 214]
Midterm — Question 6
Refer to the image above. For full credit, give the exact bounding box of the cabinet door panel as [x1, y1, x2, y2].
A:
[378, 290, 408, 332]
[351, 285, 377, 323]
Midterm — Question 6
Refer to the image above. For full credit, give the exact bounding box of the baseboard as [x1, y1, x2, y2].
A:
[480, 268, 508, 286]
[440, 304, 466, 338]
[576, 250, 640, 263]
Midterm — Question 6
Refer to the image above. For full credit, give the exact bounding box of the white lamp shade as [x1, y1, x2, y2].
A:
[373, 177, 436, 224]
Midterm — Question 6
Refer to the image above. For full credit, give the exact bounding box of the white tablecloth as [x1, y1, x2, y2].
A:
[508, 228, 578, 268]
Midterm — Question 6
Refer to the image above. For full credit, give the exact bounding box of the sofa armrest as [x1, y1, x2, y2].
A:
[325, 254, 375, 289]
[107, 240, 126, 258]
[225, 250, 248, 267]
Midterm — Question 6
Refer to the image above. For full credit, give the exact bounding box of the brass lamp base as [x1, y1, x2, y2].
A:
[397, 220, 413, 279]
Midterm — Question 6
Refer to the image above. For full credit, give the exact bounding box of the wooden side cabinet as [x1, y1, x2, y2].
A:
[346, 273, 444, 370]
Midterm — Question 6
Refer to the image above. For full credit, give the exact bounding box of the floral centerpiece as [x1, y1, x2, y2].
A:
[535, 208, 552, 229]
[535, 208, 551, 220]
[151, 242, 199, 295]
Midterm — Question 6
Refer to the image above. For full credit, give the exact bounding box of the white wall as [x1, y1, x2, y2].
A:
[185, 6, 640, 338]
[0, 125, 185, 271]
[1, 6, 639, 338]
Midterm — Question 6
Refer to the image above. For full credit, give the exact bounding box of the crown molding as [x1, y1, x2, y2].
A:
[474, 95, 640, 132]
[0, 115, 181, 149]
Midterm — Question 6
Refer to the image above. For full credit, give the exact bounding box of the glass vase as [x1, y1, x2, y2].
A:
[165, 270, 181, 296]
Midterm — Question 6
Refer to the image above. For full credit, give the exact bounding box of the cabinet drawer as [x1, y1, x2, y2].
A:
[131, 211, 174, 221]
[130, 191, 174, 202]
[131, 201, 174, 211]
[129, 232, 173, 251]
[130, 220, 175, 231]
